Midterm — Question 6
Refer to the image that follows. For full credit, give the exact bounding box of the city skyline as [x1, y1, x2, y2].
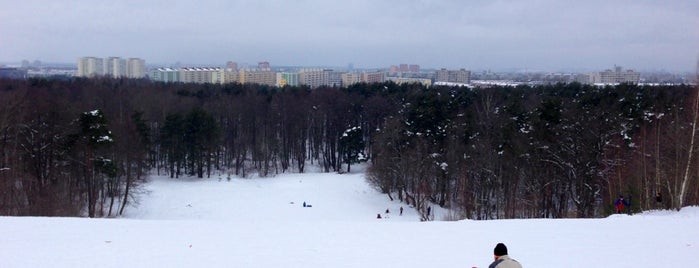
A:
[1, 0, 697, 72]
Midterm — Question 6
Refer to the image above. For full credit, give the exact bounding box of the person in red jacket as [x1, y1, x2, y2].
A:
[615, 195, 630, 214]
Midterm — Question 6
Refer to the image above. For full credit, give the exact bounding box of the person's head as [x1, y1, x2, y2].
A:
[619, 195, 624, 199]
[494, 243, 508, 259]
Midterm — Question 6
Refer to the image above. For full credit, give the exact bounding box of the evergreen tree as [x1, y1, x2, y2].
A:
[340, 126, 365, 173]
[72, 109, 115, 217]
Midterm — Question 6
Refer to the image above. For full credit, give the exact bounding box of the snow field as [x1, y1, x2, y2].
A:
[1, 171, 698, 267]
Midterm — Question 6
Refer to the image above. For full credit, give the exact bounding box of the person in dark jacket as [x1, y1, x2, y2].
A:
[489, 243, 522, 268]
[615, 195, 630, 213]
[655, 192, 663, 209]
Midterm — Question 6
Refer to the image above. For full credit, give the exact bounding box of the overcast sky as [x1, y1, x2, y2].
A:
[1, 0, 697, 72]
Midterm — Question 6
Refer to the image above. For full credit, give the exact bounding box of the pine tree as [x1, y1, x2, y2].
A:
[340, 126, 365, 173]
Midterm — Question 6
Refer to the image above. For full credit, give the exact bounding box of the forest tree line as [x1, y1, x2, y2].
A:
[0, 77, 697, 218]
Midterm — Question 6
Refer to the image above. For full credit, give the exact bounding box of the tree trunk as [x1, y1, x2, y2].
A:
[678, 85, 699, 209]
[119, 160, 133, 215]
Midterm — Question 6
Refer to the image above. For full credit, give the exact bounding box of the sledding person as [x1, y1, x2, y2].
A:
[399, 206, 403, 216]
[376, 213, 382, 219]
[489, 243, 522, 268]
[615, 195, 630, 214]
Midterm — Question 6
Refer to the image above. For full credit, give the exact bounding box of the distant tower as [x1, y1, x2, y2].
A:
[77, 57, 104, 77]
[226, 61, 238, 71]
[389, 65, 398, 75]
[258, 61, 270, 70]
[126, 58, 146, 78]
[106, 57, 126, 78]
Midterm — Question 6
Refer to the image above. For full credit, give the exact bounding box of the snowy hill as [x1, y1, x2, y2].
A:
[123, 172, 421, 222]
[1, 171, 698, 267]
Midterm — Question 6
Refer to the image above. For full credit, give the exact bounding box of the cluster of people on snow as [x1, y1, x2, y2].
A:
[377, 205, 434, 220]
[376, 206, 404, 219]
[614, 192, 664, 214]
[301, 192, 670, 268]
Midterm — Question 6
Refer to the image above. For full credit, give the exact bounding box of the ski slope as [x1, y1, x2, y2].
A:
[1, 170, 698, 267]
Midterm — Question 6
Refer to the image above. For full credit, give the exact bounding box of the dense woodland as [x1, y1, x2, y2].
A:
[0, 77, 697, 219]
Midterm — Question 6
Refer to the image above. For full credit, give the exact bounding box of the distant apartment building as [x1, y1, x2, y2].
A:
[435, 68, 471, 84]
[0, 67, 27, 79]
[126, 58, 146, 78]
[180, 67, 207, 84]
[78, 56, 145, 78]
[341, 73, 362, 87]
[179, 67, 225, 84]
[327, 70, 343, 87]
[238, 68, 276, 86]
[149, 67, 224, 84]
[106, 57, 127, 78]
[77, 57, 104, 77]
[389, 63, 420, 75]
[574, 74, 592, 84]
[589, 66, 640, 84]
[277, 72, 300, 87]
[361, 71, 386, 84]
[258, 61, 270, 70]
[389, 65, 398, 75]
[225, 68, 238, 83]
[226, 61, 238, 71]
[387, 77, 432, 87]
[149, 68, 180, 82]
[299, 69, 328, 89]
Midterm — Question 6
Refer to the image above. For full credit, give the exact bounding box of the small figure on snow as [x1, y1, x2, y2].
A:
[655, 192, 663, 209]
[489, 243, 522, 268]
[385, 208, 390, 214]
[303, 201, 306, 207]
[399, 206, 404, 216]
[615, 195, 629, 214]
[376, 213, 382, 219]
[427, 206, 431, 216]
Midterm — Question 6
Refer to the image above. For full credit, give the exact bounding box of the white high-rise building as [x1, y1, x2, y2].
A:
[77, 57, 104, 77]
[78, 56, 146, 78]
[106, 57, 127, 78]
[126, 58, 146, 78]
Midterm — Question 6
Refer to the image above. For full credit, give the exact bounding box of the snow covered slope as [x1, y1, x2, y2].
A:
[1, 172, 698, 268]
[124, 172, 421, 222]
